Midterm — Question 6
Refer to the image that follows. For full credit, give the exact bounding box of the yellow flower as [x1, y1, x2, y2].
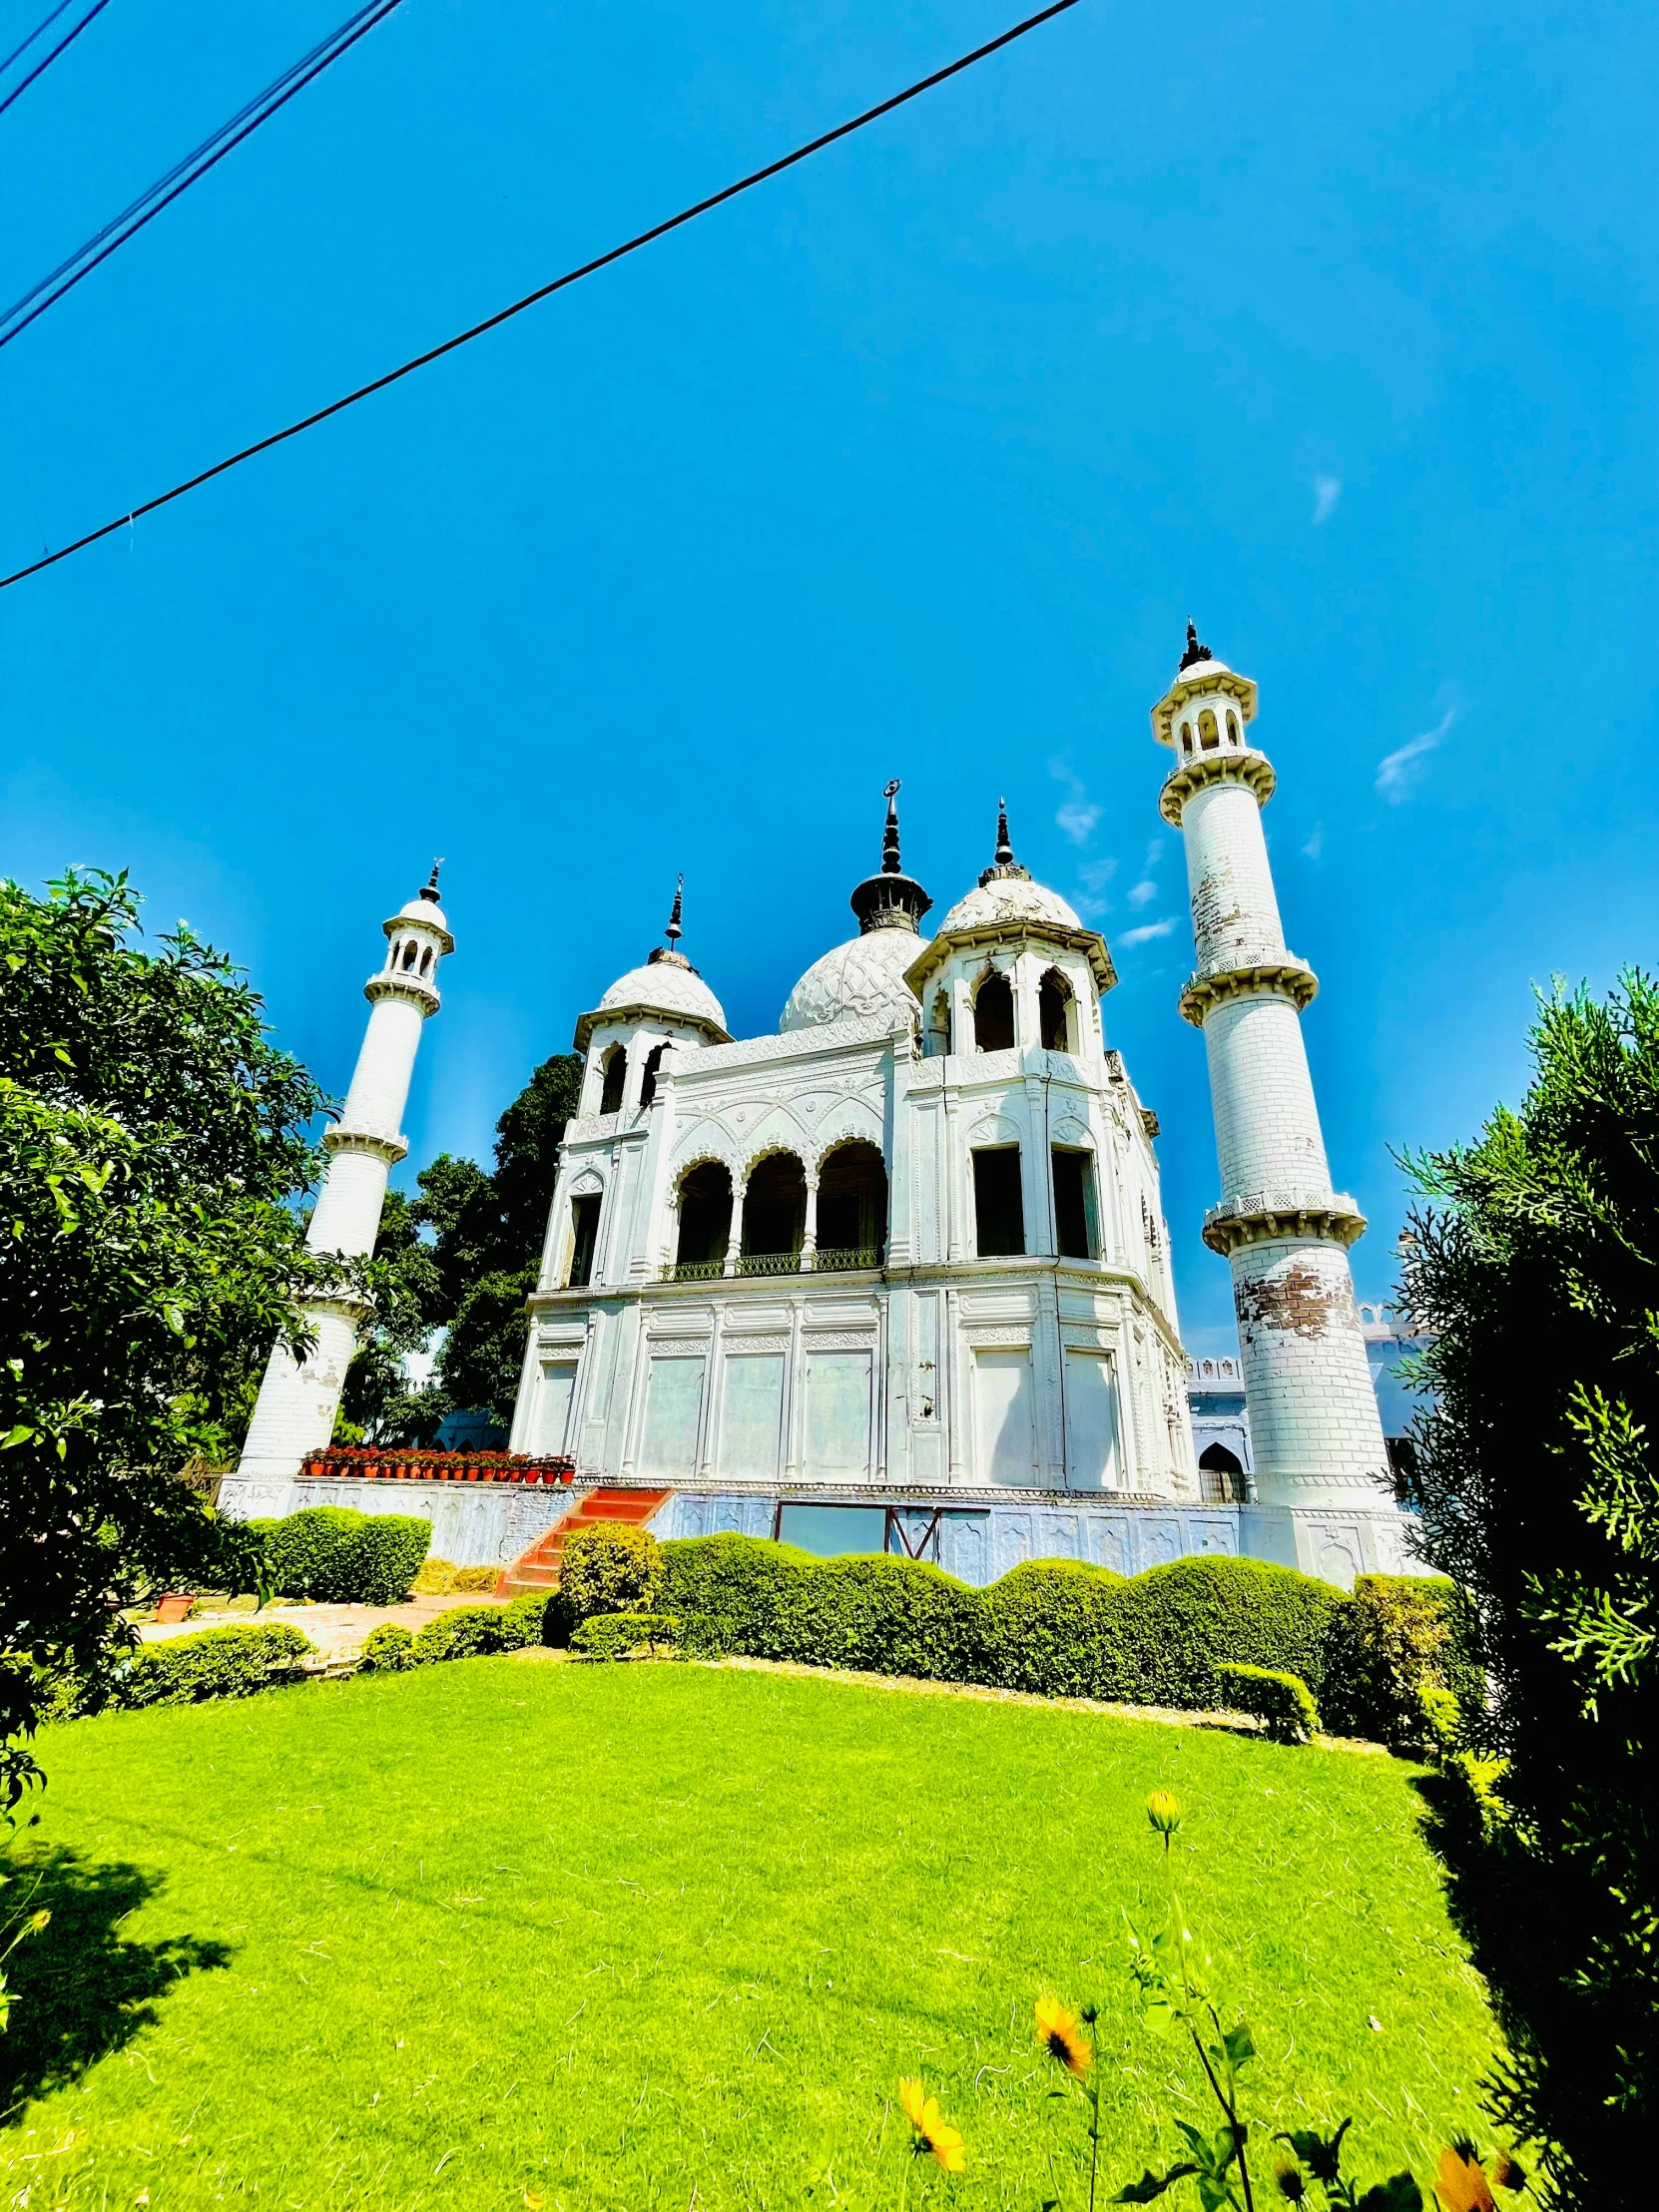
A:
[1146, 1789, 1183, 1839]
[1034, 1996, 1093, 2077]
[898, 2076, 966, 2173]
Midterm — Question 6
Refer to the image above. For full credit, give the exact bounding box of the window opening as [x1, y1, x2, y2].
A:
[926, 989, 951, 1058]
[1051, 1148, 1097, 1260]
[973, 970, 1015, 1052]
[1199, 709, 1219, 751]
[1038, 968, 1073, 1052]
[1199, 1441, 1244, 1503]
[1181, 722, 1193, 754]
[402, 940, 418, 969]
[674, 1161, 732, 1279]
[742, 1152, 806, 1273]
[567, 1193, 602, 1289]
[972, 1146, 1025, 1258]
[1226, 710, 1240, 746]
[599, 1046, 627, 1116]
[638, 1042, 668, 1109]
[815, 1140, 887, 1271]
[419, 945, 433, 975]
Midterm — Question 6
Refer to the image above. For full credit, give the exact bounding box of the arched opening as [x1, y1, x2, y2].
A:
[741, 1152, 806, 1274]
[815, 1140, 887, 1271]
[1199, 1441, 1244, 1503]
[1199, 709, 1220, 752]
[1226, 710, 1240, 746]
[599, 1045, 627, 1116]
[638, 1042, 668, 1109]
[1180, 722, 1193, 754]
[419, 945, 433, 976]
[674, 1161, 732, 1279]
[402, 939, 418, 970]
[1038, 967, 1074, 1053]
[386, 938, 401, 970]
[925, 989, 951, 1059]
[973, 969, 1015, 1052]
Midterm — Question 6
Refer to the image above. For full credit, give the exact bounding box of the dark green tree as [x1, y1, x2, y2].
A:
[0, 871, 333, 1799]
[335, 1189, 448, 1444]
[414, 1054, 584, 1423]
[1400, 974, 1659, 2207]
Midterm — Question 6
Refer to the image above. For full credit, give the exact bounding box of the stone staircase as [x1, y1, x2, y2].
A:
[495, 1486, 673, 1598]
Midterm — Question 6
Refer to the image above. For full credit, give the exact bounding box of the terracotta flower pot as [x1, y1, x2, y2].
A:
[155, 1593, 195, 1624]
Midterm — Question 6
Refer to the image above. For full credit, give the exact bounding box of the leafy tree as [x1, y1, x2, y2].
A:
[1399, 974, 1659, 2206]
[0, 870, 333, 1801]
[412, 1054, 583, 1423]
[335, 1190, 448, 1444]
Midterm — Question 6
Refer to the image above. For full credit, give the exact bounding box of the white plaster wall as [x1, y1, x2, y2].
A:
[1230, 1238, 1389, 1494]
[338, 993, 425, 1136]
[307, 1144, 395, 1258]
[237, 1303, 362, 1482]
[1202, 992, 1334, 1197]
[1180, 779, 1289, 970]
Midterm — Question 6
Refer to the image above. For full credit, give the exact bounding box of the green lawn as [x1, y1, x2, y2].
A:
[2, 1659, 1499, 2209]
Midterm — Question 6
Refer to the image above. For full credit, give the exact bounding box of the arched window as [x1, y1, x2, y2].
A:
[419, 945, 433, 975]
[638, 1042, 668, 1109]
[1199, 1441, 1244, 1503]
[674, 1161, 732, 1278]
[973, 969, 1015, 1052]
[926, 989, 952, 1059]
[1226, 710, 1240, 746]
[387, 938, 400, 970]
[402, 939, 418, 970]
[815, 1141, 888, 1271]
[741, 1153, 806, 1273]
[599, 1045, 627, 1116]
[1038, 968, 1074, 1053]
[1180, 722, 1193, 754]
[1199, 710, 1219, 751]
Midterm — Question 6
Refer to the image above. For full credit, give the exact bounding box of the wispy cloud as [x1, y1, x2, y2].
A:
[1376, 706, 1456, 802]
[1070, 853, 1117, 921]
[1049, 757, 1101, 845]
[1119, 916, 1179, 948]
[1312, 476, 1343, 526]
[1126, 878, 1157, 909]
[1303, 824, 1324, 860]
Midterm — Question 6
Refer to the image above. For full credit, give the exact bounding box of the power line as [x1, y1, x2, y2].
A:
[0, 0, 111, 120]
[0, 0, 407, 352]
[1, 0, 79, 77]
[0, 0, 1083, 594]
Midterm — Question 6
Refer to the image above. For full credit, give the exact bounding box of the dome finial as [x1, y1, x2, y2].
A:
[1179, 620, 1213, 672]
[978, 797, 1030, 888]
[419, 857, 443, 903]
[881, 779, 902, 874]
[665, 873, 684, 948]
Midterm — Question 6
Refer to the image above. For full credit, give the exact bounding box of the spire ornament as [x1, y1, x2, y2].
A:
[649, 873, 695, 970]
[1178, 620, 1214, 672]
[977, 797, 1030, 887]
[849, 779, 931, 935]
[419, 858, 444, 903]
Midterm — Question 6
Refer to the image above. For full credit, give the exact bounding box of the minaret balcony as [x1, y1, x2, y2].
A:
[1159, 748, 1276, 827]
[1201, 1190, 1367, 1257]
[1179, 956, 1318, 1026]
[364, 970, 441, 1014]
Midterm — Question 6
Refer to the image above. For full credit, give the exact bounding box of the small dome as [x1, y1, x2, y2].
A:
[937, 875, 1083, 936]
[781, 929, 922, 1033]
[396, 893, 448, 931]
[596, 954, 727, 1036]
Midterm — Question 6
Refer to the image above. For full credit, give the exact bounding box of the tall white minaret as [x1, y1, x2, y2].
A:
[1153, 627, 1410, 1583]
[236, 866, 454, 1486]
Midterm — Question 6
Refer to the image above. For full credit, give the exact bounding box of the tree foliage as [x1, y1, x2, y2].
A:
[1399, 973, 1659, 2205]
[0, 870, 333, 1800]
[411, 1053, 583, 1422]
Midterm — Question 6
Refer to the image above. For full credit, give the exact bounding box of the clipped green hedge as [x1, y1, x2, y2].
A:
[1321, 1574, 1483, 1748]
[253, 1507, 431, 1606]
[1216, 1661, 1320, 1744]
[114, 1624, 314, 1709]
[571, 1612, 680, 1661]
[660, 1535, 1455, 1726]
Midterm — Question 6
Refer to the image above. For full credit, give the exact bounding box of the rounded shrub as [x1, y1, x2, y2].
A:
[1320, 1574, 1483, 1747]
[501, 1590, 555, 1648]
[410, 1606, 510, 1664]
[358, 1622, 413, 1673]
[570, 1612, 679, 1661]
[1111, 1556, 1348, 1710]
[1216, 1660, 1320, 1744]
[560, 1522, 664, 1625]
[261, 1506, 430, 1606]
[114, 1624, 313, 1708]
[659, 1534, 817, 1656]
[986, 1560, 1128, 1698]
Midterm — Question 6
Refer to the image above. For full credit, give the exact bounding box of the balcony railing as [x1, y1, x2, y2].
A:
[812, 1246, 879, 1273]
[668, 1258, 724, 1282]
[737, 1251, 799, 1277]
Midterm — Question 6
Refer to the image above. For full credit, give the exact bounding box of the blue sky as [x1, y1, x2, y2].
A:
[2, 0, 1654, 1354]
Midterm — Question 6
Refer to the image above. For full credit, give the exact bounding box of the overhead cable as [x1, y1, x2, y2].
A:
[0, 0, 407, 351]
[0, 0, 1083, 594]
[0, 0, 112, 120]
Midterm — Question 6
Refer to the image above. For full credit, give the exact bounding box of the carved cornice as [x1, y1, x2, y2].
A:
[1201, 1191, 1367, 1257]
[1178, 957, 1318, 1027]
[303, 1289, 375, 1323]
[1158, 749, 1275, 828]
[904, 919, 1117, 999]
[363, 972, 440, 1014]
[321, 1128, 408, 1165]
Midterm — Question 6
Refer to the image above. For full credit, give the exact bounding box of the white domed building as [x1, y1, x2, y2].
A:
[510, 787, 1216, 1580]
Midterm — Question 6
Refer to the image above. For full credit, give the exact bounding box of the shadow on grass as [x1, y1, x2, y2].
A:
[0, 1846, 231, 2123]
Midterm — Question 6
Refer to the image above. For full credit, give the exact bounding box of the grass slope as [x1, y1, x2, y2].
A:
[2, 1660, 1498, 2209]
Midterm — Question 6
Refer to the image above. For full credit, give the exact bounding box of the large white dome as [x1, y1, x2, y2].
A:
[937, 875, 1083, 935]
[597, 955, 728, 1036]
[780, 929, 923, 1033]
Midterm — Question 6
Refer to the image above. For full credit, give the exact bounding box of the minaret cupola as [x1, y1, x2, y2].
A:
[847, 779, 932, 936]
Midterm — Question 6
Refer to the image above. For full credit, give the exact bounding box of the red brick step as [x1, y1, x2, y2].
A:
[495, 1486, 673, 1599]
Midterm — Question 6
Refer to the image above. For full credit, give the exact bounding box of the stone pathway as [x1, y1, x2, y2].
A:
[137, 1589, 510, 1662]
